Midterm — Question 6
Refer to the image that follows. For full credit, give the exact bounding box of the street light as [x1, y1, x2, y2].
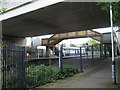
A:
[110, 3, 116, 84]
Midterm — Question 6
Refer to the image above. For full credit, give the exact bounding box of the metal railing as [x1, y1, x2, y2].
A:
[60, 44, 108, 71]
[1, 41, 114, 89]
[1, 41, 25, 88]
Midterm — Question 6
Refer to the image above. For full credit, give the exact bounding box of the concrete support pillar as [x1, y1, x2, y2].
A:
[46, 46, 50, 57]
[118, 32, 120, 43]
[41, 49, 44, 57]
[115, 44, 117, 57]
[37, 49, 40, 58]
[52, 47, 55, 57]
[31, 37, 33, 48]
[104, 44, 107, 57]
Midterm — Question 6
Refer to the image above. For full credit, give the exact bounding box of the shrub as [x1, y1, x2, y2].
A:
[25, 64, 79, 88]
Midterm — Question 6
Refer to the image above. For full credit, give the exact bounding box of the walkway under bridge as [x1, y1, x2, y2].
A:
[1, 1, 120, 89]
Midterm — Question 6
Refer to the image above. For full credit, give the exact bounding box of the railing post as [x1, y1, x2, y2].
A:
[100, 44, 102, 59]
[17, 45, 21, 88]
[37, 49, 40, 58]
[104, 44, 107, 57]
[92, 45, 94, 64]
[80, 47, 83, 73]
[21, 46, 25, 88]
[86, 43, 88, 56]
[75, 49, 76, 56]
[59, 45, 63, 73]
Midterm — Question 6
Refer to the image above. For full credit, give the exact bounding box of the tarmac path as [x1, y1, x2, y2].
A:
[40, 57, 119, 88]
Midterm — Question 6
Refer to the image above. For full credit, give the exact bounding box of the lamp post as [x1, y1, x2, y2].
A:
[110, 3, 116, 84]
[59, 45, 63, 73]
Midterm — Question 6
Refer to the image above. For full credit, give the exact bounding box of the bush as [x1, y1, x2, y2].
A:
[25, 65, 79, 88]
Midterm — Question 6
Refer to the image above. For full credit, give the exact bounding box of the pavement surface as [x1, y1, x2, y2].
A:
[39, 57, 120, 88]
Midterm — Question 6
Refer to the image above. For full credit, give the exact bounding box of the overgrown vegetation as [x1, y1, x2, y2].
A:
[82, 39, 100, 47]
[87, 39, 100, 45]
[97, 2, 120, 27]
[0, 8, 7, 13]
[0, 0, 7, 13]
[25, 64, 79, 88]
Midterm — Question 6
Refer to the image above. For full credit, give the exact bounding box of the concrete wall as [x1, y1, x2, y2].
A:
[3, 36, 27, 46]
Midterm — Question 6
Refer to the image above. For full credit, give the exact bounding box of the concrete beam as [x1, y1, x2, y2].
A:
[0, 0, 64, 21]
[2, 2, 110, 37]
[3, 36, 27, 46]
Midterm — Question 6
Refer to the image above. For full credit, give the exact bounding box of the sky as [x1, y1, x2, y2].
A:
[26, 27, 119, 47]
[59, 38, 91, 46]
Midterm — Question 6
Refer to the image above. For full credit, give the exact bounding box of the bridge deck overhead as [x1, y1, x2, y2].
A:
[2, 2, 110, 37]
[41, 30, 101, 46]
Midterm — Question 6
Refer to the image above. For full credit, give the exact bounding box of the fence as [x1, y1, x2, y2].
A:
[1, 41, 120, 89]
[60, 44, 108, 72]
[1, 41, 25, 88]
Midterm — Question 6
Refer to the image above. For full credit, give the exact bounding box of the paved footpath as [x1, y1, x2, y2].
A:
[40, 57, 120, 88]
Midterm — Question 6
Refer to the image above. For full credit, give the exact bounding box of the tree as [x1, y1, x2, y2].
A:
[87, 39, 100, 45]
[81, 43, 86, 47]
[83, 39, 100, 51]
[70, 43, 76, 47]
[97, 2, 120, 27]
[62, 43, 66, 47]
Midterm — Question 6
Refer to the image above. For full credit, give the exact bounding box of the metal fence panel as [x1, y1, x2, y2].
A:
[2, 41, 25, 88]
[2, 42, 119, 88]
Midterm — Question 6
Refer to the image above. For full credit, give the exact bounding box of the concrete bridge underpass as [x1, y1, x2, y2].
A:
[0, 1, 120, 88]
